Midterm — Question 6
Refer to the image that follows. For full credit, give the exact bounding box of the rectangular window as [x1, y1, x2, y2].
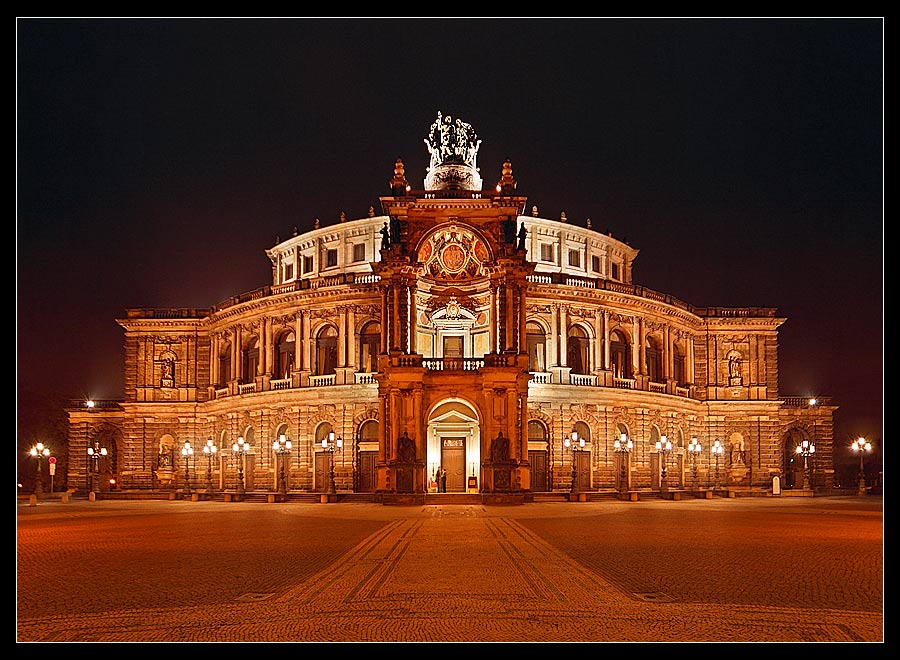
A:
[284, 263, 294, 280]
[591, 255, 600, 272]
[352, 243, 366, 262]
[568, 249, 580, 268]
[303, 255, 313, 274]
[540, 243, 554, 262]
[611, 263, 620, 280]
[326, 248, 338, 268]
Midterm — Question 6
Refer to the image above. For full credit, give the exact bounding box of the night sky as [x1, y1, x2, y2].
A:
[17, 19, 883, 462]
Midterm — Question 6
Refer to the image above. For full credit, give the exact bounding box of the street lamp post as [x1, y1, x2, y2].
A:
[232, 436, 249, 497]
[181, 441, 194, 496]
[322, 432, 343, 494]
[655, 435, 673, 494]
[564, 430, 585, 494]
[851, 436, 872, 496]
[203, 438, 218, 493]
[711, 440, 724, 490]
[29, 442, 50, 494]
[613, 432, 633, 495]
[86, 440, 108, 496]
[688, 437, 702, 491]
[273, 433, 292, 496]
[795, 439, 816, 490]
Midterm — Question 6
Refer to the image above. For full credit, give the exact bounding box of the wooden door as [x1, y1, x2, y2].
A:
[441, 437, 466, 492]
[315, 452, 330, 492]
[357, 452, 377, 492]
[529, 450, 548, 491]
[575, 451, 591, 490]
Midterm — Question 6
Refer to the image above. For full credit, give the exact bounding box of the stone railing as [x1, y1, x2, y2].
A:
[309, 374, 336, 387]
[571, 373, 597, 386]
[422, 358, 485, 371]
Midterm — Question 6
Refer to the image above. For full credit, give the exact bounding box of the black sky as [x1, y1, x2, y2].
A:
[16, 19, 883, 454]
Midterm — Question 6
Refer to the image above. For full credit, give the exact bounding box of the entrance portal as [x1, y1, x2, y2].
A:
[427, 398, 481, 493]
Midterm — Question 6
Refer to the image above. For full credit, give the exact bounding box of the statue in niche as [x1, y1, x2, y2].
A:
[398, 432, 416, 464]
[380, 222, 390, 250]
[157, 438, 174, 469]
[160, 358, 175, 388]
[727, 352, 743, 386]
[491, 431, 511, 464]
[731, 437, 746, 466]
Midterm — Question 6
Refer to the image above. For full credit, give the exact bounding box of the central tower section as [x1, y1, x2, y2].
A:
[372, 112, 534, 503]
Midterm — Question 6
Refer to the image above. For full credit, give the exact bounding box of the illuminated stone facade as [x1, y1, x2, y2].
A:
[66, 114, 835, 501]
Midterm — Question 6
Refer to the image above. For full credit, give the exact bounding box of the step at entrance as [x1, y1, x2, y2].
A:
[425, 493, 483, 505]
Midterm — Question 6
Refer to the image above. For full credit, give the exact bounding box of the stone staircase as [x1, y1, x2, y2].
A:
[424, 493, 484, 505]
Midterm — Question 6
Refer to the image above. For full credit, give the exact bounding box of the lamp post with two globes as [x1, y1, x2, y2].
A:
[232, 436, 249, 497]
[87, 440, 108, 496]
[564, 430, 585, 494]
[710, 440, 724, 491]
[613, 432, 632, 495]
[795, 439, 816, 491]
[203, 438, 218, 493]
[322, 432, 342, 494]
[851, 436, 872, 496]
[273, 434, 292, 495]
[181, 441, 194, 496]
[687, 437, 702, 490]
[655, 435, 673, 494]
[29, 442, 50, 494]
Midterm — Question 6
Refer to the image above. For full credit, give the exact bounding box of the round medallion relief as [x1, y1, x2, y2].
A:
[440, 243, 466, 272]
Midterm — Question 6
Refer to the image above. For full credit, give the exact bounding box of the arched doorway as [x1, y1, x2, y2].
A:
[527, 420, 550, 492]
[426, 399, 481, 493]
[356, 419, 379, 492]
[782, 427, 811, 489]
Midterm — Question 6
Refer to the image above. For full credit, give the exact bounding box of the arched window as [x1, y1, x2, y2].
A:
[359, 419, 379, 442]
[274, 331, 295, 380]
[673, 343, 685, 386]
[567, 325, 590, 374]
[218, 342, 231, 386]
[526, 322, 546, 372]
[315, 326, 338, 376]
[242, 337, 260, 383]
[610, 330, 631, 379]
[572, 420, 590, 444]
[359, 322, 381, 373]
[315, 422, 334, 446]
[646, 336, 662, 382]
[528, 420, 548, 444]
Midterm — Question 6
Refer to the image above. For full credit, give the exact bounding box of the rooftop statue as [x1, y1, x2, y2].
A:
[424, 111, 482, 172]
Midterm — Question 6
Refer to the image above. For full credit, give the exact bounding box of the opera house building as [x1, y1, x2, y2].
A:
[66, 113, 835, 503]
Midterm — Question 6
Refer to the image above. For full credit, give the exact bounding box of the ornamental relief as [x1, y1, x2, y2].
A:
[353, 407, 380, 426]
[418, 225, 491, 282]
[608, 312, 634, 325]
[271, 314, 295, 328]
